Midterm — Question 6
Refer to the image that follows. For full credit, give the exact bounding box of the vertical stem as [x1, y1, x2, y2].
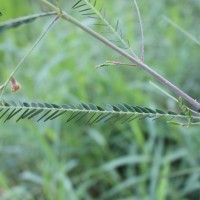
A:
[134, 0, 144, 61]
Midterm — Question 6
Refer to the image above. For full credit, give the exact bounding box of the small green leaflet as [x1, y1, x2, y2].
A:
[0, 100, 194, 124]
[178, 97, 192, 123]
[0, 11, 57, 34]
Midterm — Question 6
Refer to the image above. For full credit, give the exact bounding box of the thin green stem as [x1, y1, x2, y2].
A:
[37, 0, 200, 110]
[149, 81, 199, 115]
[0, 15, 59, 101]
[82, 0, 139, 59]
[56, 0, 62, 16]
[163, 15, 200, 46]
[133, 0, 144, 61]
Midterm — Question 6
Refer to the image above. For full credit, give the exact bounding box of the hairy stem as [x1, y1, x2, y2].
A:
[38, 0, 200, 110]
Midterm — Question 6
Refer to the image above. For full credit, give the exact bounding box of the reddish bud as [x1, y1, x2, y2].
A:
[113, 61, 121, 65]
[10, 78, 21, 92]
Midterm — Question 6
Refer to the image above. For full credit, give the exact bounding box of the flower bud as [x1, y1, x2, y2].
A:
[10, 78, 21, 92]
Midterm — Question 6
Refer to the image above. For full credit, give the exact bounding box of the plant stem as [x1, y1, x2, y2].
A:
[38, 0, 200, 110]
[82, 0, 139, 59]
[0, 15, 59, 101]
[163, 15, 200, 46]
[133, 0, 144, 61]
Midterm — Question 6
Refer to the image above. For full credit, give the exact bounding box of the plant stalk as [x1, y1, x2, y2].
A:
[38, 0, 200, 110]
[0, 15, 59, 100]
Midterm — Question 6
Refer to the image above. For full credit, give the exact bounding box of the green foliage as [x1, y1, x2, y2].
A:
[72, 0, 136, 56]
[0, 12, 57, 34]
[0, 100, 192, 124]
[0, 0, 200, 200]
[178, 97, 192, 121]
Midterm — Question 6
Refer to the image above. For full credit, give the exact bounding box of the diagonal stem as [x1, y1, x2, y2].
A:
[38, 0, 200, 111]
[0, 15, 59, 101]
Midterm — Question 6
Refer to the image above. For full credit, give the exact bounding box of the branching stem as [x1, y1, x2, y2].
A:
[37, 0, 200, 110]
[0, 15, 59, 100]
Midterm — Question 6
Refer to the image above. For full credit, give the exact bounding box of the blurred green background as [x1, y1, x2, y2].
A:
[0, 0, 200, 199]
